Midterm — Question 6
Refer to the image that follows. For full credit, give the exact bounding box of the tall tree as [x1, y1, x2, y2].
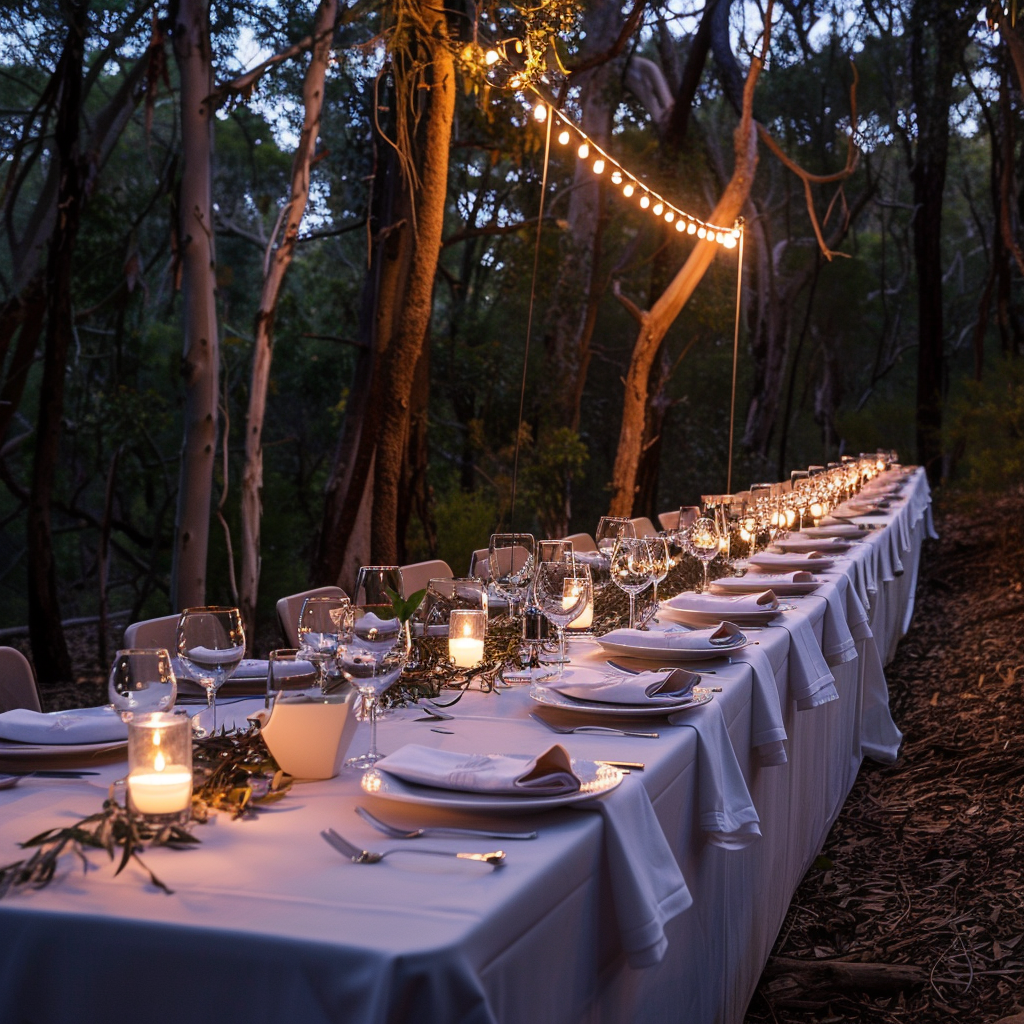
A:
[170, 0, 219, 609]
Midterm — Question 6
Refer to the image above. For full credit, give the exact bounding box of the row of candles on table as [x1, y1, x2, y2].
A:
[107, 451, 899, 818]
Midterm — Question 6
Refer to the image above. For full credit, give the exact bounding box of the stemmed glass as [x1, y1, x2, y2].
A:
[176, 607, 246, 737]
[341, 604, 405, 769]
[595, 516, 635, 556]
[487, 534, 535, 620]
[533, 561, 591, 676]
[297, 595, 352, 692]
[640, 535, 672, 627]
[609, 537, 652, 629]
[687, 518, 721, 593]
[108, 648, 177, 721]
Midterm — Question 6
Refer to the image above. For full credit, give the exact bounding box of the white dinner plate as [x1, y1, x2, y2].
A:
[710, 576, 823, 596]
[658, 609, 787, 628]
[0, 738, 126, 762]
[530, 684, 714, 717]
[748, 554, 836, 572]
[801, 525, 869, 539]
[595, 632, 748, 662]
[361, 756, 624, 812]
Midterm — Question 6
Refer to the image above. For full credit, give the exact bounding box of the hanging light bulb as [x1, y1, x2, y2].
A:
[577, 142, 590, 159]
[722, 234, 737, 249]
[593, 158, 605, 174]
[697, 226, 706, 238]
[533, 104, 547, 122]
[610, 170, 622, 185]
[664, 210, 674, 223]
[557, 129, 570, 145]
[715, 231, 725, 244]
[652, 202, 664, 216]
[675, 220, 685, 232]
[639, 194, 650, 209]
[485, 49, 500, 65]
[623, 182, 634, 197]
[687, 221, 697, 235]
[731, 226, 741, 239]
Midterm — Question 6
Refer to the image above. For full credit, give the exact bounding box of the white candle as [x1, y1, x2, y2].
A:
[128, 766, 192, 815]
[563, 582, 593, 628]
[449, 636, 484, 668]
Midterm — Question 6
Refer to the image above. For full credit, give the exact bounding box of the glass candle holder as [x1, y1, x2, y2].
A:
[126, 712, 193, 825]
[563, 574, 594, 631]
[448, 609, 486, 668]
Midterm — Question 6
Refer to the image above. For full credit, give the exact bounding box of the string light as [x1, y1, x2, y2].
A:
[592, 158, 605, 174]
[577, 142, 589, 159]
[610, 170, 622, 184]
[622, 182, 634, 197]
[652, 202, 663, 216]
[557, 129, 570, 145]
[639, 194, 650, 209]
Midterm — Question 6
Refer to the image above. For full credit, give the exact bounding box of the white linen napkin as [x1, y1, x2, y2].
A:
[725, 643, 788, 766]
[663, 590, 778, 616]
[599, 621, 745, 652]
[776, 614, 838, 710]
[710, 571, 816, 595]
[183, 645, 243, 664]
[375, 743, 581, 796]
[749, 551, 835, 572]
[0, 706, 127, 745]
[572, 778, 692, 967]
[666, 699, 761, 849]
[770, 536, 850, 554]
[550, 666, 698, 706]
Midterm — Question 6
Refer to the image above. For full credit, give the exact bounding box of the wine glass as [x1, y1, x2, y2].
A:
[297, 595, 352, 691]
[640, 535, 672, 627]
[536, 539, 573, 564]
[341, 606, 406, 769]
[487, 534, 535, 619]
[533, 561, 591, 676]
[176, 607, 246, 737]
[595, 516, 635, 556]
[608, 537, 652, 629]
[108, 648, 177, 721]
[687, 518, 721, 593]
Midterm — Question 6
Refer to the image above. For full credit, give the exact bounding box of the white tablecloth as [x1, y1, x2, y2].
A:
[0, 469, 933, 1024]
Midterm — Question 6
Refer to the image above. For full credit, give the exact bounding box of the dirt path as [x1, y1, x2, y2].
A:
[746, 489, 1024, 1023]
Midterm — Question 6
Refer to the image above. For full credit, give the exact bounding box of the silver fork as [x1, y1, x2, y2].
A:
[528, 712, 659, 739]
[321, 828, 505, 867]
[355, 805, 536, 841]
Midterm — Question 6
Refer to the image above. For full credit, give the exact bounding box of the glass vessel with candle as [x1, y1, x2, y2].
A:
[126, 711, 193, 825]
[534, 561, 591, 674]
[448, 609, 487, 667]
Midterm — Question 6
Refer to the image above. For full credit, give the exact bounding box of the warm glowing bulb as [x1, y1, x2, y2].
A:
[593, 158, 605, 174]
[578, 142, 590, 159]
[533, 104, 547, 122]
[639, 194, 650, 209]
[675, 220, 685, 232]
[732, 227, 741, 239]
[510, 76, 521, 88]
[723, 234, 737, 249]
[558, 129, 570, 145]
[664, 210, 674, 222]
[715, 231, 725, 243]
[697, 226, 706, 238]
[623, 183, 634, 197]
[687, 222, 696, 235]
[485, 49, 500, 65]
[652, 202, 663, 215]
[810, 502, 824, 518]
[610, 170, 622, 184]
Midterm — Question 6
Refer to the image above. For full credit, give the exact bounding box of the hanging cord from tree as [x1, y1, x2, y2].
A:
[726, 222, 745, 495]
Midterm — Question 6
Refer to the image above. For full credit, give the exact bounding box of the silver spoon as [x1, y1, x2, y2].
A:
[355, 806, 536, 841]
[321, 828, 506, 867]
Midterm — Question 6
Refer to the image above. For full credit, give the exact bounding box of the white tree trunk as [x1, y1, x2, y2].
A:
[239, 0, 337, 639]
[170, 0, 219, 610]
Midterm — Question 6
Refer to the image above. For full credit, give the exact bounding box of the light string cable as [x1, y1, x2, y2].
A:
[726, 221, 746, 494]
[508, 106, 553, 536]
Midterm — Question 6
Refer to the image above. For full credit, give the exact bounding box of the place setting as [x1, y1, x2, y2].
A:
[657, 589, 789, 628]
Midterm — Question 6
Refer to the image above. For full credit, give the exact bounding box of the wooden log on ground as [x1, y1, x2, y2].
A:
[763, 956, 928, 1002]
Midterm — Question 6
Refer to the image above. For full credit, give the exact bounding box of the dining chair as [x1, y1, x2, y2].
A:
[467, 547, 490, 577]
[657, 511, 680, 532]
[122, 613, 179, 651]
[0, 647, 42, 713]
[561, 532, 598, 553]
[276, 586, 347, 648]
[398, 560, 453, 598]
[628, 516, 659, 538]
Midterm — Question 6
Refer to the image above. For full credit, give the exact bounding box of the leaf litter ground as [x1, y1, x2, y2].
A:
[745, 488, 1024, 1024]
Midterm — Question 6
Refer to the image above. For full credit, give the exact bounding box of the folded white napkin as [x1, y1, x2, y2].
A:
[710, 571, 817, 596]
[599, 621, 745, 652]
[749, 551, 835, 572]
[664, 590, 779, 616]
[666, 699, 760, 849]
[571, 779, 692, 967]
[802, 524, 866, 539]
[183, 645, 243, 664]
[550, 666, 698, 706]
[771, 536, 850, 554]
[376, 743, 581, 796]
[0, 706, 127, 745]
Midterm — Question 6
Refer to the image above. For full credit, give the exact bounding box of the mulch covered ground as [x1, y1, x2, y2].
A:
[746, 487, 1024, 1024]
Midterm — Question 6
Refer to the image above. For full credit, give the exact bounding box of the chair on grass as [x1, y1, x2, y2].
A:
[399, 560, 454, 599]
[0, 647, 41, 713]
[628, 516, 659, 538]
[562, 532, 598, 553]
[657, 511, 680, 532]
[276, 586, 347, 648]
[123, 614, 179, 652]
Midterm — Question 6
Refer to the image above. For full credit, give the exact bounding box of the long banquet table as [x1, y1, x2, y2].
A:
[0, 469, 937, 1024]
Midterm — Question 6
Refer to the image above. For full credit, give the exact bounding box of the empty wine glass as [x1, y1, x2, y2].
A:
[595, 516, 635, 556]
[609, 537, 652, 629]
[641, 535, 672, 626]
[341, 606, 406, 769]
[487, 534, 535, 619]
[297, 595, 352, 691]
[533, 561, 591, 676]
[687, 518, 721, 593]
[108, 648, 177, 721]
[176, 607, 245, 737]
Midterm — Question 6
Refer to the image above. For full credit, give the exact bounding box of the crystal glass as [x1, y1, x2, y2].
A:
[341, 605, 405, 769]
[487, 533, 535, 619]
[355, 566, 404, 609]
[608, 537, 652, 629]
[638, 535, 672, 628]
[687, 518, 720, 593]
[126, 711, 192, 825]
[415, 577, 488, 635]
[108, 648, 177, 721]
[176, 607, 245, 737]
[677, 505, 700, 534]
[266, 648, 320, 709]
[297, 594, 352, 691]
[595, 516, 635, 556]
[533, 561, 591, 675]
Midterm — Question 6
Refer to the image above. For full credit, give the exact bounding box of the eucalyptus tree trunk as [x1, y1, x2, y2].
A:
[27, 2, 89, 685]
[170, 0, 219, 609]
[239, 0, 336, 640]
